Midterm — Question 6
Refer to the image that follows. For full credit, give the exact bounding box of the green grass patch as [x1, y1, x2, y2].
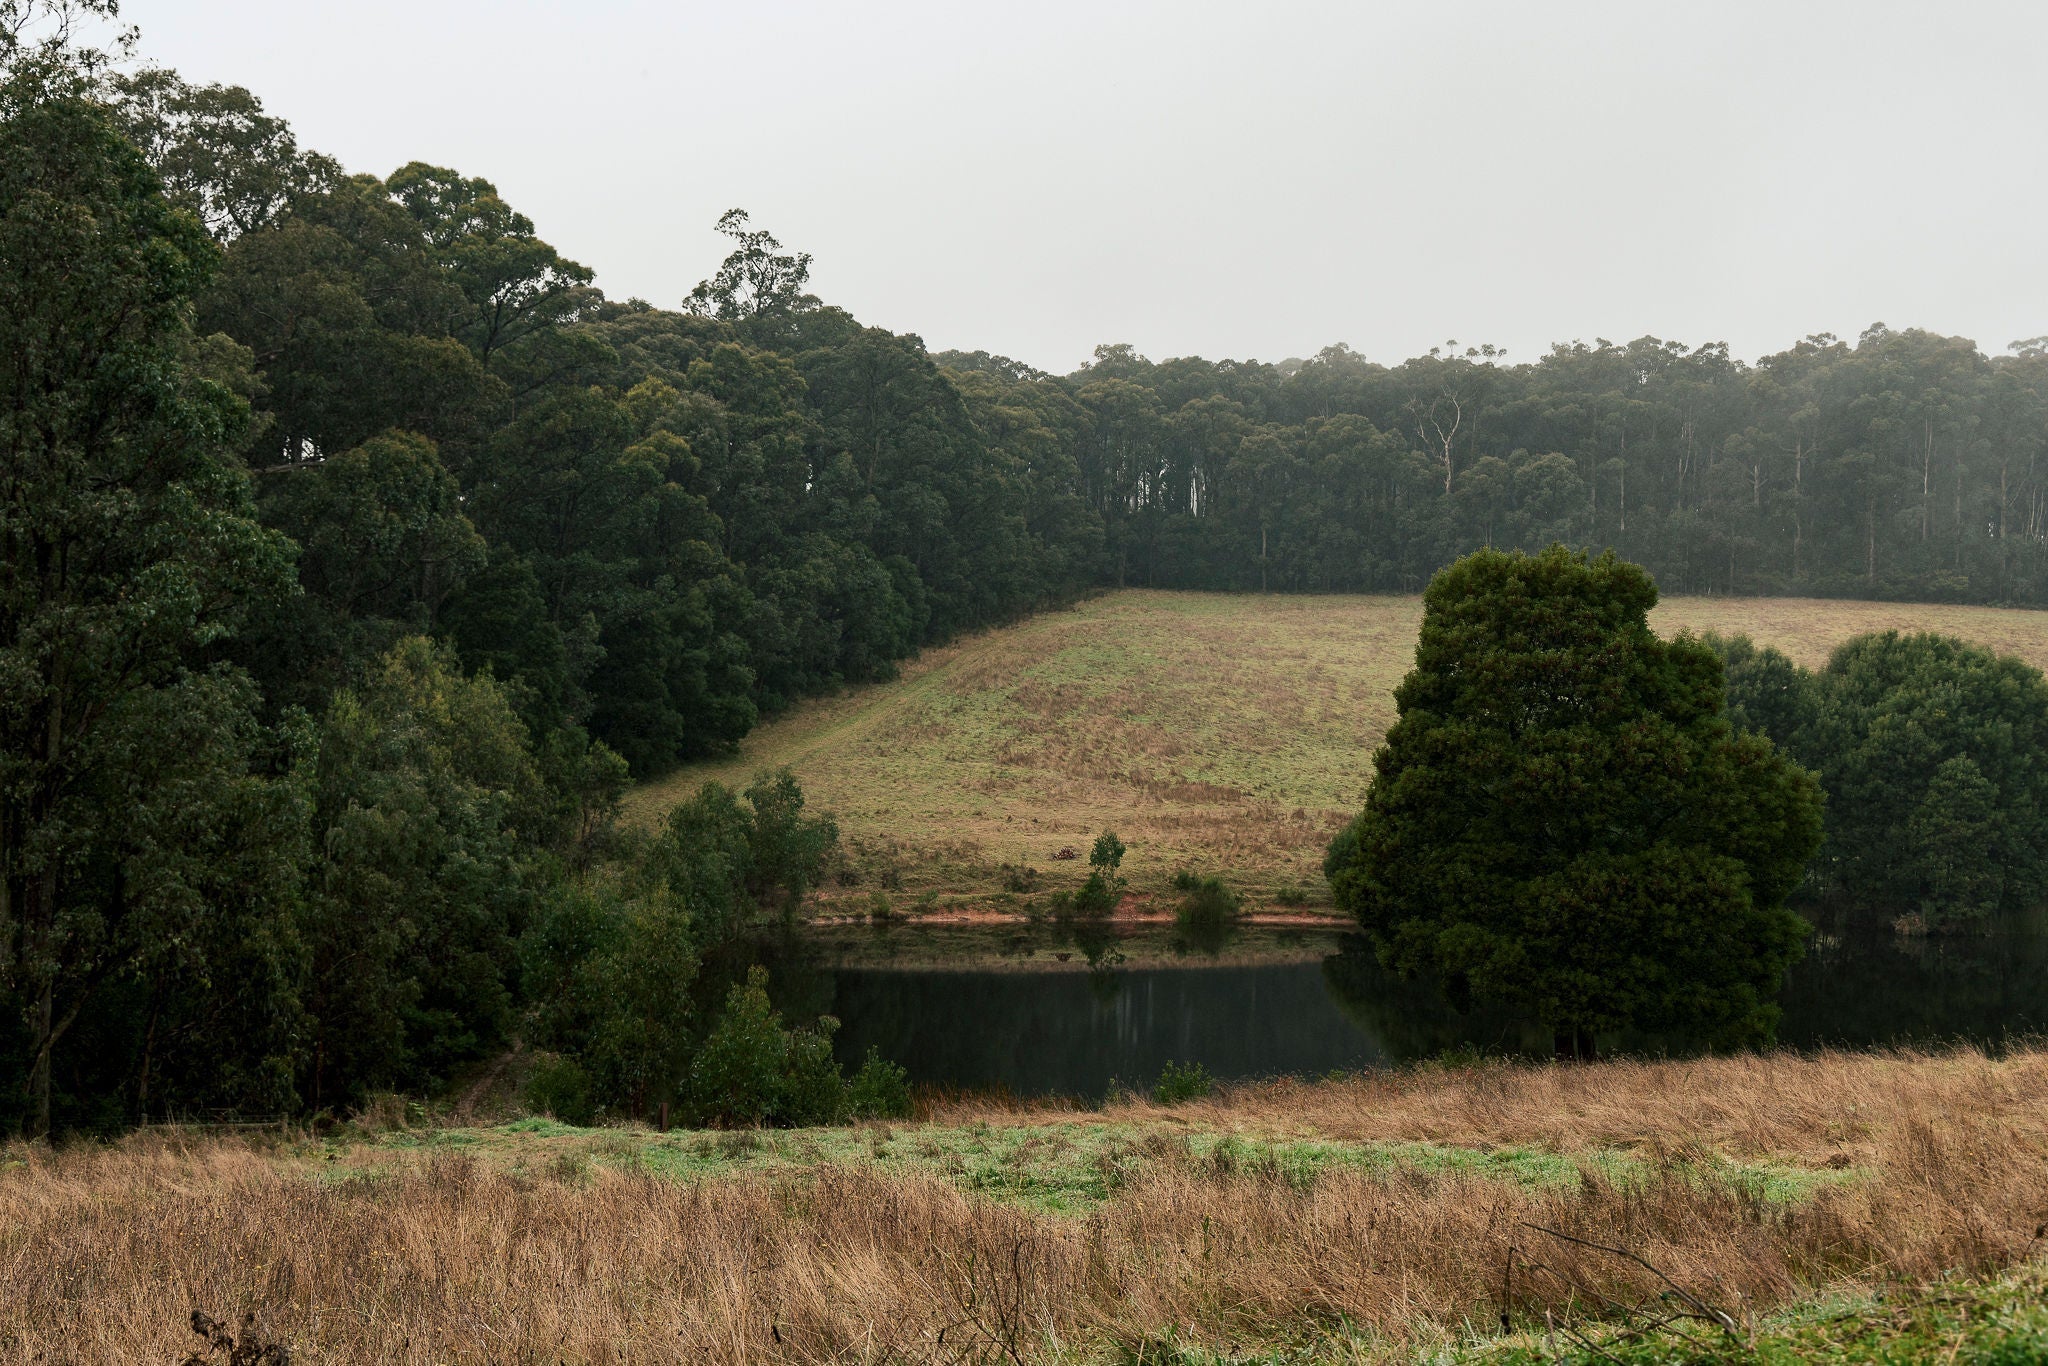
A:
[309, 1117, 1864, 1217]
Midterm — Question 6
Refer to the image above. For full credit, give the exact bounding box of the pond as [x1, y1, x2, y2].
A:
[743, 914, 2048, 1099]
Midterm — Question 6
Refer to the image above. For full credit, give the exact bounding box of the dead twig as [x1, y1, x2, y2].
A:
[1521, 1221, 1742, 1340]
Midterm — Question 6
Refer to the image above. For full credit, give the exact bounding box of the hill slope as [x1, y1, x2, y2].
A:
[626, 591, 2048, 908]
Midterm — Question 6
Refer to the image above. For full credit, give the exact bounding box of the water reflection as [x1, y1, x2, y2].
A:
[746, 913, 2048, 1099]
[1777, 915, 2048, 1048]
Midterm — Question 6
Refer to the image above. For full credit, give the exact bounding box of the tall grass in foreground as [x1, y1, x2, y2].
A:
[8, 1047, 2048, 1363]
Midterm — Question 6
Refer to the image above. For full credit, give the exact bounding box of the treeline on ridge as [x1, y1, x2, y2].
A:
[87, 63, 2048, 792]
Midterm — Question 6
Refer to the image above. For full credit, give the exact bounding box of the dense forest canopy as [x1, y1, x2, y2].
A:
[63, 60, 2048, 792]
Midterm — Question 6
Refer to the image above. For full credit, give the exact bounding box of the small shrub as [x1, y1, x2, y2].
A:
[1072, 869, 1120, 916]
[779, 1018, 850, 1126]
[524, 1054, 596, 1127]
[847, 1047, 914, 1119]
[1273, 882, 1308, 906]
[1171, 868, 1201, 892]
[686, 967, 789, 1126]
[1172, 875, 1241, 954]
[742, 768, 839, 911]
[1152, 1059, 1214, 1105]
[1000, 862, 1041, 893]
[1068, 830, 1130, 916]
[1208, 1134, 1247, 1174]
[1423, 1042, 1490, 1071]
[352, 1091, 410, 1133]
[1090, 830, 1126, 872]
[685, 966, 910, 1127]
[867, 891, 898, 923]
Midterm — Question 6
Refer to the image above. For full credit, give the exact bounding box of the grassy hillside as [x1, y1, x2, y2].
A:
[18, 1047, 2048, 1363]
[626, 591, 2048, 908]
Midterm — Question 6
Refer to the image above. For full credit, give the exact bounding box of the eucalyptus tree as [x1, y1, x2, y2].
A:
[0, 67, 300, 1132]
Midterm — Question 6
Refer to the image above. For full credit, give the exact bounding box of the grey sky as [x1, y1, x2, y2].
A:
[115, 0, 2048, 375]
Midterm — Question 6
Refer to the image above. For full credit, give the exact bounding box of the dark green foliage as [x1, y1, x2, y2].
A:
[651, 768, 838, 939]
[247, 429, 485, 711]
[302, 637, 540, 1106]
[682, 968, 788, 1127]
[1172, 876, 1242, 955]
[0, 73, 301, 1134]
[1712, 630, 2048, 932]
[523, 1053, 594, 1126]
[515, 766, 851, 1121]
[1326, 548, 1825, 1052]
[1091, 831, 1127, 872]
[1073, 873, 1119, 917]
[776, 1013, 850, 1127]
[740, 769, 839, 912]
[1072, 829, 1128, 916]
[518, 877, 698, 1119]
[1812, 633, 2048, 930]
[846, 1046, 913, 1119]
[1152, 1059, 1213, 1104]
[685, 966, 848, 1128]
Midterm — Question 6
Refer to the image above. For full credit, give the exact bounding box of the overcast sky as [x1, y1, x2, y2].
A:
[113, 0, 2048, 375]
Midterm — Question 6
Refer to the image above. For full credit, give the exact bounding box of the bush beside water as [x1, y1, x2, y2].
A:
[1172, 872, 1242, 954]
[685, 967, 915, 1127]
[1152, 1060, 1214, 1104]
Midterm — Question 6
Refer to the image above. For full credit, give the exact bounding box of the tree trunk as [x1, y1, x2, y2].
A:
[30, 974, 52, 1137]
[1552, 1027, 1597, 1062]
[1793, 441, 1805, 579]
[1922, 418, 1933, 542]
[25, 863, 57, 1138]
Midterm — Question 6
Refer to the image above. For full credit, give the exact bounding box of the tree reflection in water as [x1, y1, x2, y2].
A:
[723, 914, 2048, 1099]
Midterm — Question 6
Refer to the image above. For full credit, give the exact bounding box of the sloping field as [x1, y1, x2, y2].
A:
[626, 591, 2048, 906]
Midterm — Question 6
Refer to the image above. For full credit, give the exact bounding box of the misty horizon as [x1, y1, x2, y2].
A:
[104, 0, 2048, 375]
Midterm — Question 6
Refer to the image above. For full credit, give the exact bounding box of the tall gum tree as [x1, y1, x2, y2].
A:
[0, 73, 294, 1132]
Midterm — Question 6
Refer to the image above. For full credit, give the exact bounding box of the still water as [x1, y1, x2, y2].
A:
[745, 914, 2048, 1099]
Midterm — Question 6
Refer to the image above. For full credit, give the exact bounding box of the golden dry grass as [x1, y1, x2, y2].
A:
[938, 1042, 2048, 1168]
[11, 1047, 2048, 1364]
[626, 591, 2048, 904]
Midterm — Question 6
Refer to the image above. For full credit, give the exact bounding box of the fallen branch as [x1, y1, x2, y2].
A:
[1521, 1221, 1742, 1340]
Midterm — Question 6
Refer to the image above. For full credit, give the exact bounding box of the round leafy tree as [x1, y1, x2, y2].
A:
[1324, 547, 1823, 1055]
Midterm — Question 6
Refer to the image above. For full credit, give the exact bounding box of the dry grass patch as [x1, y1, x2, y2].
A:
[938, 1044, 2048, 1171]
[8, 1047, 2048, 1363]
[627, 591, 2048, 903]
